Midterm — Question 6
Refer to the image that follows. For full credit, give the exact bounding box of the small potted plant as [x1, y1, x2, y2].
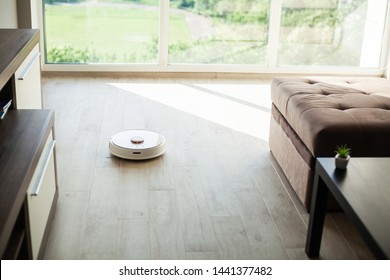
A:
[335, 144, 351, 169]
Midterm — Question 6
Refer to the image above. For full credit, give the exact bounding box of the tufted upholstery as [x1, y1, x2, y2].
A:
[270, 77, 390, 209]
[271, 77, 390, 160]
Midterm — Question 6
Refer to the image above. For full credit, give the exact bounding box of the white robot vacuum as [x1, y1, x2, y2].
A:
[109, 129, 166, 160]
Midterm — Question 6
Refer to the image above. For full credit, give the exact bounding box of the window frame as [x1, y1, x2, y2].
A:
[35, 0, 390, 76]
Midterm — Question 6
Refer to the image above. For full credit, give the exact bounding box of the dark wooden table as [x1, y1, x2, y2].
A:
[305, 157, 390, 259]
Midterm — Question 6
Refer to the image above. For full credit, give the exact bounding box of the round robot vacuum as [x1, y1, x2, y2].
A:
[109, 129, 166, 160]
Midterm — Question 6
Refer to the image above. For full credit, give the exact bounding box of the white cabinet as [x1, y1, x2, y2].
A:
[26, 132, 56, 260]
[14, 44, 42, 109]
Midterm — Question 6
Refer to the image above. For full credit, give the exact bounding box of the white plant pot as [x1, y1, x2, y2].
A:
[335, 154, 350, 169]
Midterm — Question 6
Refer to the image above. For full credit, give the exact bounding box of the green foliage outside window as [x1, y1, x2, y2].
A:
[44, 0, 372, 64]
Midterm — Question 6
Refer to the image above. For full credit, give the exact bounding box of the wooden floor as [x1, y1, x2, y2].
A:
[41, 74, 375, 260]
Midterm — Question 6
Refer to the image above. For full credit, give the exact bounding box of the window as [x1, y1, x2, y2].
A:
[168, 0, 270, 64]
[42, 0, 389, 72]
[277, 0, 388, 67]
[44, 0, 159, 63]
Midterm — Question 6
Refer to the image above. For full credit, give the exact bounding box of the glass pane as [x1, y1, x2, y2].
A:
[278, 0, 388, 67]
[168, 0, 270, 64]
[43, 0, 159, 64]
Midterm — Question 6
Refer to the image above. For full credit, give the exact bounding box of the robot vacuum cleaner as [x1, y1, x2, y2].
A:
[109, 129, 166, 160]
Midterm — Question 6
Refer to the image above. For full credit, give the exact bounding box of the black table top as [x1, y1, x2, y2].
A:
[317, 157, 390, 259]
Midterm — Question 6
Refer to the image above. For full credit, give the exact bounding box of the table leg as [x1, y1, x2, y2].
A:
[305, 173, 329, 258]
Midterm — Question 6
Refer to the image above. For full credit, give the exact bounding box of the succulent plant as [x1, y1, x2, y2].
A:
[335, 144, 351, 159]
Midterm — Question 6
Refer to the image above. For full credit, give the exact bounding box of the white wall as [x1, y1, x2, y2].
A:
[0, 0, 18, 28]
[385, 4, 390, 79]
[31, 0, 42, 29]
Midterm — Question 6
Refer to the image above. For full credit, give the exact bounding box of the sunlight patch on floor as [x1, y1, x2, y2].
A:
[108, 82, 271, 141]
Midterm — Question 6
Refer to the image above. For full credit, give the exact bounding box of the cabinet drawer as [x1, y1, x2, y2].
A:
[14, 44, 42, 109]
[26, 133, 56, 259]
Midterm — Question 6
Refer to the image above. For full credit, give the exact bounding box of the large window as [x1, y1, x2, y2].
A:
[44, 0, 159, 63]
[42, 0, 389, 71]
[277, 0, 387, 67]
[168, 0, 270, 64]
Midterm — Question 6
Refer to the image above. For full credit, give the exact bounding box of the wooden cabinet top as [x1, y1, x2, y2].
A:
[0, 109, 54, 257]
[0, 29, 40, 90]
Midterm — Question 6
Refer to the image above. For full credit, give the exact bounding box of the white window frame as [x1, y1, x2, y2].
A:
[34, 0, 390, 76]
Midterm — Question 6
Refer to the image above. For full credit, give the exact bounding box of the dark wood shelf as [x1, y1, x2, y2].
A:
[2, 205, 28, 260]
[0, 79, 14, 120]
[0, 110, 54, 258]
[0, 29, 39, 91]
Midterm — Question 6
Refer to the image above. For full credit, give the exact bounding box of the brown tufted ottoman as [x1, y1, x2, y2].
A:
[269, 77, 390, 210]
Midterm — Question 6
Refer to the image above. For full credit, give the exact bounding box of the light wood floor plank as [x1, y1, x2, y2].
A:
[119, 219, 151, 260]
[44, 191, 89, 260]
[196, 147, 241, 217]
[149, 190, 185, 259]
[330, 212, 375, 260]
[94, 88, 123, 168]
[286, 248, 309, 260]
[82, 217, 118, 255]
[185, 251, 221, 260]
[318, 216, 357, 260]
[82, 253, 118, 260]
[147, 150, 175, 190]
[235, 189, 288, 259]
[212, 216, 255, 259]
[119, 161, 149, 218]
[250, 163, 307, 249]
[82, 167, 121, 255]
[87, 167, 120, 218]
[60, 130, 99, 191]
[174, 166, 219, 252]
